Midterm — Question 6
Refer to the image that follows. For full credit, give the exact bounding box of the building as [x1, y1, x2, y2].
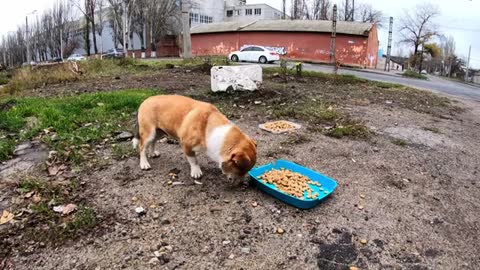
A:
[189, 0, 225, 26]
[224, 2, 284, 22]
[190, 20, 379, 68]
[376, 55, 404, 71]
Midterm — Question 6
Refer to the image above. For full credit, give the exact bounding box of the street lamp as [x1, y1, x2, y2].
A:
[25, 10, 37, 63]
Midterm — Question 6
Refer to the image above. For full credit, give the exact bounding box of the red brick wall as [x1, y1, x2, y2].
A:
[191, 31, 378, 68]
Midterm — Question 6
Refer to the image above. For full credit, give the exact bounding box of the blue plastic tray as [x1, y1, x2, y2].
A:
[248, 160, 338, 209]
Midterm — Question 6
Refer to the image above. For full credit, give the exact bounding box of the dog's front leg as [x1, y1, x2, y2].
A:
[182, 144, 203, 179]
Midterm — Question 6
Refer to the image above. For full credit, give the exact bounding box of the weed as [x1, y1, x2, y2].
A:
[325, 122, 370, 139]
[423, 126, 441, 134]
[0, 72, 9, 85]
[112, 143, 136, 159]
[0, 136, 15, 160]
[392, 138, 408, 146]
[281, 134, 311, 146]
[18, 178, 44, 193]
[66, 207, 97, 233]
[402, 70, 428, 80]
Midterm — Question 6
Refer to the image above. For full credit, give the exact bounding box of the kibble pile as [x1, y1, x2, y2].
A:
[263, 121, 295, 132]
[259, 168, 328, 199]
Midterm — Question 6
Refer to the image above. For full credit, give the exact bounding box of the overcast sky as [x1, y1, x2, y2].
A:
[1, 0, 479, 68]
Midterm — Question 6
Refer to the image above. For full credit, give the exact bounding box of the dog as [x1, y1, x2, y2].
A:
[133, 95, 257, 181]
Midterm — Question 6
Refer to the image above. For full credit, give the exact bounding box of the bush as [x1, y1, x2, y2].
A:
[402, 70, 428, 80]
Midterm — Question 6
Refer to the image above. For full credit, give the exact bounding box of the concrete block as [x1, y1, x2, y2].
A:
[211, 65, 262, 92]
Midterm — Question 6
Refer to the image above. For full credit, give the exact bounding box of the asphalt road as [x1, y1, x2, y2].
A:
[239, 62, 480, 102]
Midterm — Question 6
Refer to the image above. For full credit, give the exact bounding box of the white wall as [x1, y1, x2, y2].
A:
[190, 0, 225, 25]
[224, 4, 282, 22]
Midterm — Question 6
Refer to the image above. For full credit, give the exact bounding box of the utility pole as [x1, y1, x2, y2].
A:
[351, 0, 355, 21]
[282, 0, 286, 19]
[330, 4, 337, 65]
[123, 1, 127, 55]
[465, 45, 471, 82]
[181, 0, 192, 59]
[385, 17, 393, 71]
[26, 16, 30, 63]
[60, 28, 64, 60]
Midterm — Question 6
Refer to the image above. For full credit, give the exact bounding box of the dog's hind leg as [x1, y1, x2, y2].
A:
[149, 129, 166, 158]
[139, 127, 156, 170]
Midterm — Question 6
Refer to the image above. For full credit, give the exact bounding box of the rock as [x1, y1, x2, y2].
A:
[277, 228, 285, 234]
[372, 147, 379, 152]
[172, 181, 184, 186]
[251, 202, 258, 207]
[228, 254, 235, 260]
[135, 207, 146, 216]
[148, 258, 159, 265]
[222, 240, 231, 246]
[116, 131, 134, 141]
[194, 180, 202, 185]
[211, 65, 262, 92]
[25, 117, 39, 129]
[226, 217, 233, 222]
[360, 194, 366, 199]
[254, 100, 262, 105]
[154, 251, 164, 257]
[241, 247, 250, 254]
[360, 239, 368, 245]
[386, 100, 393, 104]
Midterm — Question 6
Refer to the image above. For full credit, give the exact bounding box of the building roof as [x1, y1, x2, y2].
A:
[191, 20, 375, 36]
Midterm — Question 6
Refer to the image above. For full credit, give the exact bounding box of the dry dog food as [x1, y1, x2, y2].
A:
[259, 169, 323, 199]
[263, 121, 296, 132]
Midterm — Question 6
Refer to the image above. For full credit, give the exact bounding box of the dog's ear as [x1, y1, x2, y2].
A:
[231, 152, 252, 173]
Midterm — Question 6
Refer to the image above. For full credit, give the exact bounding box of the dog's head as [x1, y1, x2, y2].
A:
[221, 132, 257, 181]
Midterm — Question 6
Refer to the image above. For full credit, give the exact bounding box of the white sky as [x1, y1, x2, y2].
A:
[1, 0, 479, 68]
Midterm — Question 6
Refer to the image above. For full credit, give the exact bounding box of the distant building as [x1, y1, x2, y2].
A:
[191, 20, 379, 68]
[224, 2, 285, 22]
[376, 55, 404, 71]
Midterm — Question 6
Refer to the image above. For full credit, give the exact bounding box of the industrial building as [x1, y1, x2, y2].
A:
[190, 20, 379, 68]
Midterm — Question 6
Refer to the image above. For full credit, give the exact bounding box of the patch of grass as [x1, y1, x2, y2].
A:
[392, 138, 408, 146]
[0, 89, 160, 162]
[0, 72, 9, 85]
[266, 148, 291, 158]
[423, 126, 441, 134]
[373, 81, 403, 89]
[0, 136, 15, 160]
[66, 206, 97, 234]
[112, 143, 136, 159]
[281, 134, 311, 146]
[264, 67, 368, 84]
[18, 178, 45, 193]
[402, 70, 428, 80]
[325, 122, 370, 139]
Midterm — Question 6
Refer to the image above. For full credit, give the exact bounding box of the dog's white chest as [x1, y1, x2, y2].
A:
[206, 125, 232, 163]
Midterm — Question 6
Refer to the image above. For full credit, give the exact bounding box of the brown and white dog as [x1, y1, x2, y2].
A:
[132, 95, 257, 181]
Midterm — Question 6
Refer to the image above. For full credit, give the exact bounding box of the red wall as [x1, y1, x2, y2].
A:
[191, 30, 378, 68]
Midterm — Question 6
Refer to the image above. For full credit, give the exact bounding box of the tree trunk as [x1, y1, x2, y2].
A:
[90, 4, 98, 54]
[84, 15, 91, 56]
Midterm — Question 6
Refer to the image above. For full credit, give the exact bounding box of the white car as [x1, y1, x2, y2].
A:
[67, 54, 86, 61]
[229, 45, 280, 64]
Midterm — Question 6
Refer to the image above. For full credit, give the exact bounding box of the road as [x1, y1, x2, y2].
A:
[239, 62, 480, 102]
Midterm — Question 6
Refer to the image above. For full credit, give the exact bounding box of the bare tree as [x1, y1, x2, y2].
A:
[440, 35, 456, 77]
[356, 3, 384, 27]
[305, 0, 331, 20]
[96, 0, 106, 53]
[70, 0, 98, 55]
[398, 3, 440, 65]
[290, 0, 306, 19]
[145, 0, 180, 53]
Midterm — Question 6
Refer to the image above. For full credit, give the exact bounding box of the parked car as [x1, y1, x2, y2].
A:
[21, 61, 37, 67]
[102, 48, 124, 59]
[67, 54, 86, 61]
[421, 70, 428, 75]
[228, 45, 280, 64]
[49, 57, 63, 63]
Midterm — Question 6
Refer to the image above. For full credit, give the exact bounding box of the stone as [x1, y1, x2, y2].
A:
[222, 240, 231, 246]
[116, 132, 134, 141]
[228, 254, 235, 260]
[241, 247, 250, 254]
[135, 207, 146, 216]
[148, 258, 159, 265]
[211, 65, 262, 92]
[25, 116, 39, 129]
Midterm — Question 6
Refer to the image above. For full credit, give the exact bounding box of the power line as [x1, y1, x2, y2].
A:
[438, 25, 480, 32]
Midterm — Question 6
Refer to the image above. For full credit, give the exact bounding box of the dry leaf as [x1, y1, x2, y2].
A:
[0, 210, 14, 225]
[53, 203, 77, 215]
[48, 166, 59, 176]
[32, 194, 42, 203]
[24, 191, 35, 198]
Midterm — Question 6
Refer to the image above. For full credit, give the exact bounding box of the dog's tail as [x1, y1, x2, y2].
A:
[132, 113, 140, 150]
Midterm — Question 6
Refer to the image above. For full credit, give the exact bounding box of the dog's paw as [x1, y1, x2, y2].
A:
[149, 151, 161, 158]
[140, 160, 151, 170]
[190, 166, 203, 179]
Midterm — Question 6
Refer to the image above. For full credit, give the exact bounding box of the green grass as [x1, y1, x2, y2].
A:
[0, 89, 160, 162]
[264, 67, 369, 84]
[392, 138, 408, 146]
[423, 126, 441, 134]
[326, 123, 370, 139]
[402, 70, 428, 80]
[66, 206, 97, 234]
[0, 72, 9, 85]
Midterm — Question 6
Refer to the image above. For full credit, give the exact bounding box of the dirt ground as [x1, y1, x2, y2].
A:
[1, 67, 480, 270]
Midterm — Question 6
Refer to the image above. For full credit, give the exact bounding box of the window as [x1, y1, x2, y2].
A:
[245, 9, 252, 15]
[226, 10, 233, 17]
[241, 47, 252, 52]
[254, 8, 261, 15]
[194, 13, 199, 22]
[200, 15, 205, 23]
[252, 47, 264, 51]
[208, 16, 213, 23]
